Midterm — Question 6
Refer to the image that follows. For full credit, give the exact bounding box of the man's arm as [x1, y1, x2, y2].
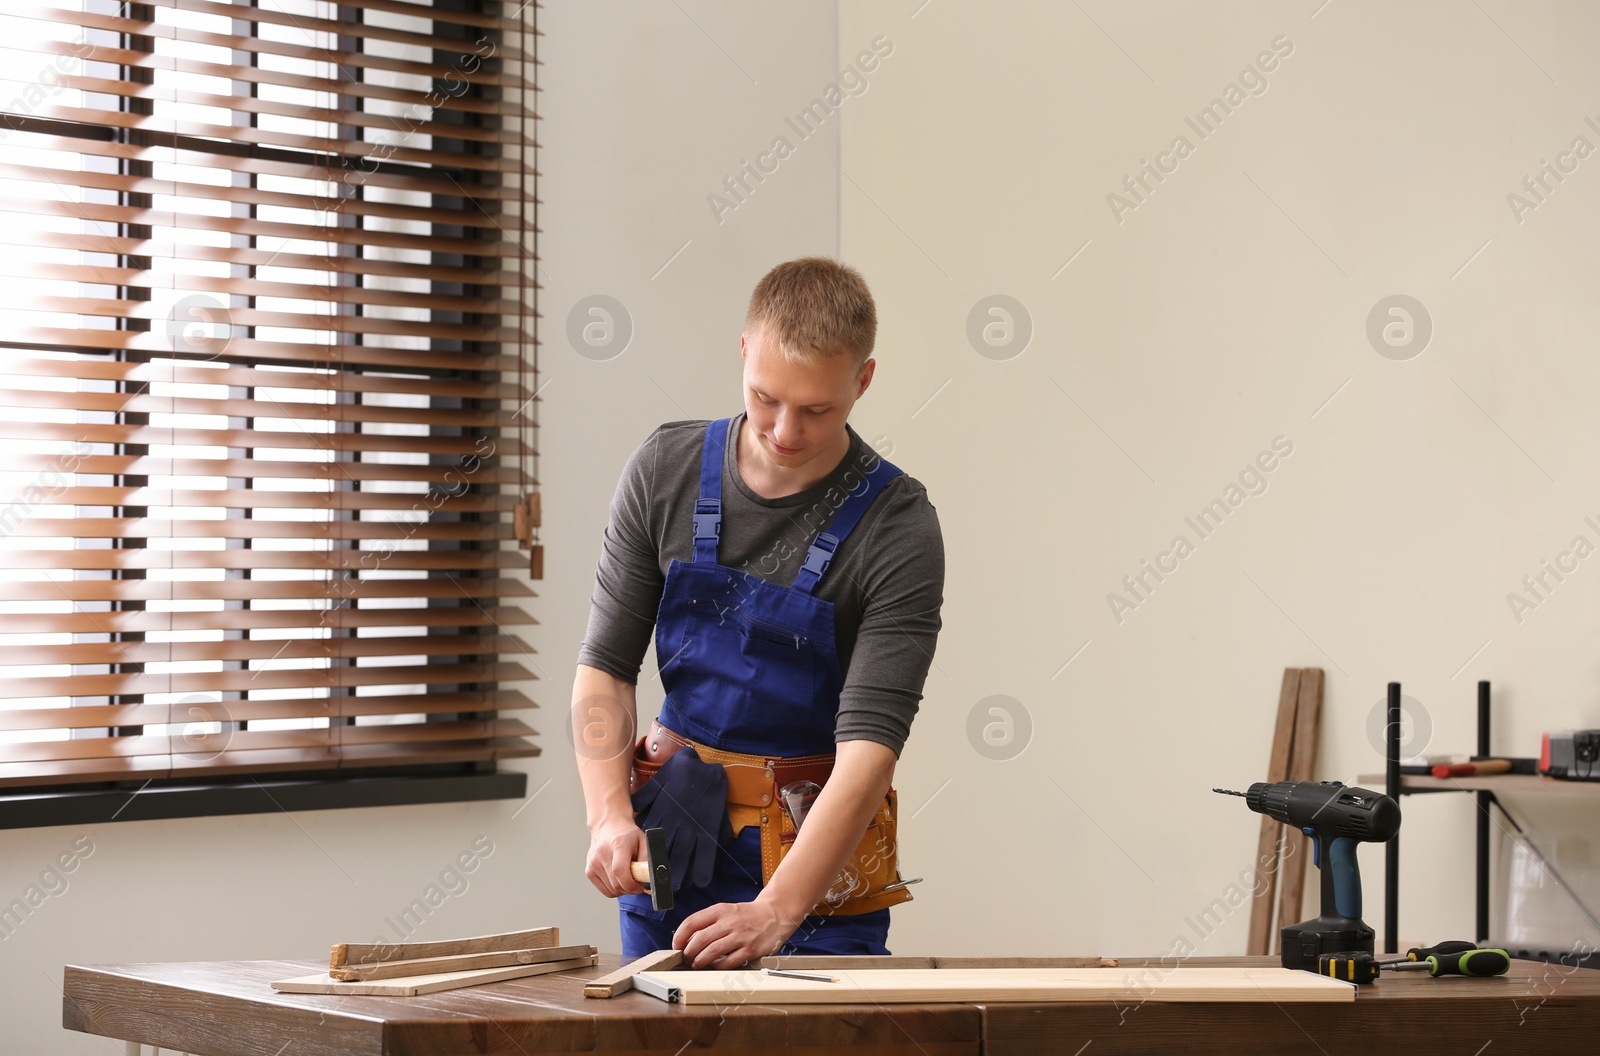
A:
[573, 663, 649, 898]
[672, 738, 896, 968]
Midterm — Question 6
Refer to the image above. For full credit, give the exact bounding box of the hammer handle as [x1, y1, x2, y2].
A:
[630, 861, 650, 883]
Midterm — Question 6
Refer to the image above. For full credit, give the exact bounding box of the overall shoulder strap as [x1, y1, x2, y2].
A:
[791, 451, 904, 595]
[693, 418, 732, 563]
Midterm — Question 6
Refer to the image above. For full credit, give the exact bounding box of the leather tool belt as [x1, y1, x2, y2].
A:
[631, 719, 912, 917]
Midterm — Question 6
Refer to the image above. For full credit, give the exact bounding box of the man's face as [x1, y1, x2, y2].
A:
[741, 327, 874, 472]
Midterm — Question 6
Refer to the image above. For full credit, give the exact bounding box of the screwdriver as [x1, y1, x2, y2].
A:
[1318, 946, 1511, 984]
[1377, 939, 1477, 965]
[1393, 947, 1511, 978]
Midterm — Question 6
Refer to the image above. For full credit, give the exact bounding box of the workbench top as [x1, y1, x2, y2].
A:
[62, 953, 1600, 1056]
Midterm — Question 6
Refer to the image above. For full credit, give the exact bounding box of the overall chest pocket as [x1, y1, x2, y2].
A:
[684, 599, 820, 705]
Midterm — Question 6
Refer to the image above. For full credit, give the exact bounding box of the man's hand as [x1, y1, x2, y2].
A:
[673, 898, 800, 969]
[585, 816, 649, 898]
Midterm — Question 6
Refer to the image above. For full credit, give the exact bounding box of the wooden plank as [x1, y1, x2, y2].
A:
[1248, 668, 1303, 956]
[584, 949, 684, 998]
[329, 925, 557, 968]
[1276, 668, 1324, 939]
[631, 967, 1354, 1006]
[274, 954, 595, 996]
[332, 944, 595, 981]
[932, 957, 1117, 969]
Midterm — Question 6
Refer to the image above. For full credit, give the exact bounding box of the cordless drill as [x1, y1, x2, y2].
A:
[1216, 781, 1401, 972]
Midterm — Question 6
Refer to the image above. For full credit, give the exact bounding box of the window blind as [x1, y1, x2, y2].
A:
[0, 0, 541, 790]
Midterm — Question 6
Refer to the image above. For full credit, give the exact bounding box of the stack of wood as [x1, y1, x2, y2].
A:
[273, 927, 596, 996]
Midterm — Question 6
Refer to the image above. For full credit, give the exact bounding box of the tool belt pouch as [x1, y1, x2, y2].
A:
[631, 724, 912, 917]
[770, 786, 911, 917]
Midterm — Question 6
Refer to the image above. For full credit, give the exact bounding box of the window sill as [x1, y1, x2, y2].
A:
[0, 766, 528, 830]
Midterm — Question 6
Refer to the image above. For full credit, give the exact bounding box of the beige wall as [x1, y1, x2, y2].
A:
[838, 0, 1600, 959]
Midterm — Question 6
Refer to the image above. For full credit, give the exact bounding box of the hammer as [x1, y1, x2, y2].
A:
[627, 827, 674, 911]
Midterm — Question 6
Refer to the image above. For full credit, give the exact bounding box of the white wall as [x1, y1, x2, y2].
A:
[838, 0, 1600, 962]
[12, 4, 842, 1052]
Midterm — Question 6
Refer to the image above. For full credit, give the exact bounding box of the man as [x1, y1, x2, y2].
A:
[574, 257, 944, 968]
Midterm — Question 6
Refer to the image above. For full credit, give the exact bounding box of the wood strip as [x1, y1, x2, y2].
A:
[583, 949, 685, 999]
[0, 605, 535, 637]
[0, 517, 514, 543]
[59, 0, 523, 66]
[9, 229, 521, 286]
[0, 659, 535, 701]
[30, 33, 524, 96]
[0, 550, 520, 573]
[0, 128, 528, 201]
[1, 335, 519, 375]
[17, 86, 525, 149]
[24, 0, 511, 39]
[332, 926, 559, 968]
[5, 299, 514, 344]
[0, 423, 523, 459]
[0, 690, 536, 733]
[0, 260, 519, 316]
[0, 632, 527, 668]
[0, 737, 541, 788]
[0, 109, 522, 176]
[24, 70, 520, 121]
[1248, 668, 1302, 957]
[1276, 668, 1324, 938]
[2, 488, 512, 515]
[0, 578, 531, 604]
[0, 391, 518, 432]
[0, 195, 517, 259]
[274, 956, 593, 997]
[0, 718, 537, 765]
[332, 944, 595, 982]
[1, 457, 530, 487]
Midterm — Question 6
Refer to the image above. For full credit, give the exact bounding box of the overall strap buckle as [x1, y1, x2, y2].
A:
[693, 498, 722, 542]
[799, 532, 839, 579]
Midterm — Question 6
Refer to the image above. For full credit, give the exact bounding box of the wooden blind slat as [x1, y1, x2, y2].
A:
[0, 606, 535, 636]
[0, 358, 533, 404]
[0, 579, 533, 604]
[0, 391, 519, 431]
[0, 661, 535, 701]
[0, 693, 534, 734]
[6, 227, 523, 286]
[0, 422, 528, 457]
[0, 488, 515, 516]
[0, 551, 523, 573]
[3, 454, 533, 488]
[0, 738, 540, 789]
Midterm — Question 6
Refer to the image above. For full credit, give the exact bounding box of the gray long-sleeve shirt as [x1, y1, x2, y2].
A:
[577, 415, 944, 756]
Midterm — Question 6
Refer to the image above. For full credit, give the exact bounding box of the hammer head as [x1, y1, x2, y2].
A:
[644, 827, 673, 912]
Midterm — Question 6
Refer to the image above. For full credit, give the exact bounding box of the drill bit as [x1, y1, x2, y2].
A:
[1213, 788, 1247, 797]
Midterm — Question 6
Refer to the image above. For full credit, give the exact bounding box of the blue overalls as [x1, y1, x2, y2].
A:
[618, 417, 904, 957]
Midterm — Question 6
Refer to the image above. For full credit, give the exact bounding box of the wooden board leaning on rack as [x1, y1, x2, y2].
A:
[631, 966, 1354, 1006]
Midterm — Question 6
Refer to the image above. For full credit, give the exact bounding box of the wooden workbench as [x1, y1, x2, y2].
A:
[62, 954, 1600, 1055]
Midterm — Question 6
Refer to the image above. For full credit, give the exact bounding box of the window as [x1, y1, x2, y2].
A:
[0, 0, 540, 824]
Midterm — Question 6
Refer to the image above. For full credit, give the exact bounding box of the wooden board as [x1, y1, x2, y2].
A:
[631, 967, 1354, 1006]
[330, 925, 557, 968]
[332, 944, 595, 981]
[274, 954, 595, 996]
[584, 949, 684, 998]
[1276, 668, 1323, 939]
[1247, 667, 1303, 955]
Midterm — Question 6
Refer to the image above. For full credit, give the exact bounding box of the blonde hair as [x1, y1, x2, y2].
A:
[745, 257, 876, 370]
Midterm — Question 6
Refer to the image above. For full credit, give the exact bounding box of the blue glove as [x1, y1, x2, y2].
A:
[630, 747, 730, 892]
